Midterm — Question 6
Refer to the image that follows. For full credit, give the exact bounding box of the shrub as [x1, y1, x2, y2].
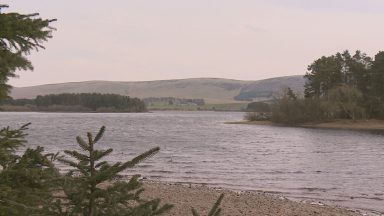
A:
[244, 112, 270, 121]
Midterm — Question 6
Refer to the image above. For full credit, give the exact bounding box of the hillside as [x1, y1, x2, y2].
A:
[10, 75, 305, 103]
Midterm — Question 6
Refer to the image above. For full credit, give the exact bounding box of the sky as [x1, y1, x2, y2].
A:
[4, 0, 384, 87]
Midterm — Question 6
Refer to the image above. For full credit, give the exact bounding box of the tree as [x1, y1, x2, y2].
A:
[371, 51, 384, 96]
[344, 50, 372, 93]
[246, 102, 271, 113]
[367, 51, 384, 118]
[327, 85, 364, 120]
[304, 50, 372, 98]
[0, 4, 55, 99]
[304, 55, 343, 98]
[56, 126, 173, 216]
[0, 123, 61, 216]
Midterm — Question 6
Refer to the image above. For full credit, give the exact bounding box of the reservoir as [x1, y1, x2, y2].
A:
[1, 111, 383, 214]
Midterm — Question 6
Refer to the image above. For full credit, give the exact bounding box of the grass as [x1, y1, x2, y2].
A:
[147, 102, 248, 111]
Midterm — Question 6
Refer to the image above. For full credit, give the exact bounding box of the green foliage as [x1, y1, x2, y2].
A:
[304, 50, 371, 99]
[191, 193, 224, 216]
[327, 85, 365, 120]
[0, 93, 148, 112]
[0, 4, 55, 99]
[0, 123, 29, 169]
[34, 93, 147, 112]
[56, 126, 172, 216]
[0, 124, 61, 216]
[274, 49, 384, 123]
[244, 102, 272, 121]
[304, 55, 342, 98]
[271, 88, 329, 124]
[367, 51, 384, 118]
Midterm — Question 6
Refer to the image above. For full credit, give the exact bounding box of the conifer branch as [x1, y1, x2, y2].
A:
[122, 147, 160, 169]
[77, 136, 90, 151]
[94, 126, 105, 143]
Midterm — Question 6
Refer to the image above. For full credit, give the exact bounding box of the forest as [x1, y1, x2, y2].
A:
[247, 50, 384, 124]
[0, 93, 147, 112]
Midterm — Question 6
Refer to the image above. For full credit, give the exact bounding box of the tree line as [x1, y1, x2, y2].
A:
[0, 93, 147, 112]
[246, 50, 384, 124]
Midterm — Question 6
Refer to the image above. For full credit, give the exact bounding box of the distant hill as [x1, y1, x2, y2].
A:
[10, 75, 305, 103]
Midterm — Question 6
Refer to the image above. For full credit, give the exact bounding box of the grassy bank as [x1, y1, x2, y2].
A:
[148, 102, 248, 111]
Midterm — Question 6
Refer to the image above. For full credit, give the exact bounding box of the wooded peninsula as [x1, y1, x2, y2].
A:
[245, 50, 384, 126]
[0, 93, 147, 112]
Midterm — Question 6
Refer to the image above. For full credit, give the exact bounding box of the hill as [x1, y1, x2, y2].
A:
[10, 76, 305, 103]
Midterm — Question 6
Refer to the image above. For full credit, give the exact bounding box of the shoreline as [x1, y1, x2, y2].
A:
[141, 181, 365, 216]
[227, 119, 384, 132]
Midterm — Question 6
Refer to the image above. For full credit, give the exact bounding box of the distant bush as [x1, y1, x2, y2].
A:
[246, 102, 271, 112]
[271, 97, 325, 124]
[244, 112, 270, 121]
[267, 88, 322, 124]
[270, 86, 367, 124]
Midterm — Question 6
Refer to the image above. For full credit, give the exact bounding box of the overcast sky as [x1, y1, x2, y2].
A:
[4, 0, 384, 87]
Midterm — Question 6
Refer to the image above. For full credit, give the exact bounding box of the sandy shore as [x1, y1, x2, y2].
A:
[141, 182, 361, 216]
[228, 119, 384, 132]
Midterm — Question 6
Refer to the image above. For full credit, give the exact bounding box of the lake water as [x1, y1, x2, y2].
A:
[1, 111, 383, 214]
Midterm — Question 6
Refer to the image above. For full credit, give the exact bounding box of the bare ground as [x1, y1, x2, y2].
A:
[142, 182, 361, 216]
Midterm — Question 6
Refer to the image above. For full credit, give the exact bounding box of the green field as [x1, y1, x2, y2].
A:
[147, 102, 248, 111]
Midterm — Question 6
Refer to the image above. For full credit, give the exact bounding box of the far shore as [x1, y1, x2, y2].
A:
[227, 119, 384, 132]
[141, 181, 362, 216]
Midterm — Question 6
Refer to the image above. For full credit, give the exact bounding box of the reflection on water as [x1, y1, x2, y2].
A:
[1, 111, 384, 214]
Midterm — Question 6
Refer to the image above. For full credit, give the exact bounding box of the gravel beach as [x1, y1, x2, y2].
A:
[142, 182, 361, 216]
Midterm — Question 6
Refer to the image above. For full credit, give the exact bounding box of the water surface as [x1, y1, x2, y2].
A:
[1, 111, 383, 214]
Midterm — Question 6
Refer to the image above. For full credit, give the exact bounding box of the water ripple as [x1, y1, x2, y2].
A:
[1, 111, 384, 214]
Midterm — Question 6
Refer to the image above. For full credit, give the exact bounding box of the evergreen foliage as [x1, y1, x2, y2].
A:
[271, 50, 384, 124]
[0, 123, 61, 216]
[56, 126, 172, 216]
[0, 4, 55, 99]
[0, 123, 29, 169]
[0, 93, 147, 112]
[191, 193, 224, 216]
[304, 50, 371, 98]
[303, 50, 384, 119]
[368, 51, 384, 118]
